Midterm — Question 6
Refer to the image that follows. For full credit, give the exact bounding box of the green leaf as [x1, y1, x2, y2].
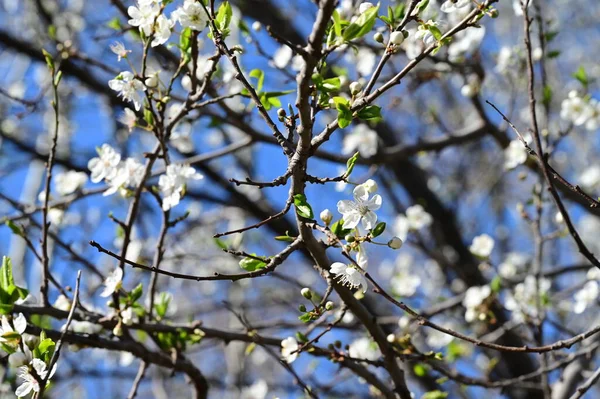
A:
[573, 66, 588, 88]
[428, 25, 443, 41]
[415, 0, 430, 15]
[356, 105, 382, 122]
[343, 4, 380, 42]
[239, 255, 267, 272]
[180, 27, 193, 54]
[422, 391, 449, 399]
[542, 85, 553, 107]
[249, 69, 265, 92]
[490, 276, 502, 293]
[413, 363, 428, 377]
[331, 219, 353, 238]
[216, 1, 233, 33]
[107, 17, 122, 31]
[155, 292, 171, 318]
[371, 222, 386, 237]
[298, 313, 314, 323]
[1, 257, 15, 292]
[38, 338, 56, 363]
[129, 283, 144, 303]
[214, 238, 228, 250]
[336, 101, 353, 128]
[332, 10, 342, 38]
[42, 49, 54, 71]
[5, 221, 23, 236]
[293, 194, 314, 219]
[547, 50, 560, 59]
[320, 77, 341, 93]
[274, 235, 296, 242]
[345, 151, 359, 177]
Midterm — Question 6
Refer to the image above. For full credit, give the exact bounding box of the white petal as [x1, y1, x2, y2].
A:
[366, 194, 382, 211]
[337, 200, 357, 215]
[13, 313, 26, 335]
[353, 184, 369, 202]
[330, 262, 347, 274]
[342, 212, 361, 229]
[361, 211, 377, 230]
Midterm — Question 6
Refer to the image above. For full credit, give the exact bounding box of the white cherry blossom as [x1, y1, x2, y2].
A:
[172, 0, 209, 31]
[337, 184, 382, 230]
[109, 41, 130, 61]
[281, 337, 299, 363]
[0, 313, 26, 345]
[158, 164, 204, 211]
[103, 157, 145, 196]
[15, 359, 56, 398]
[573, 280, 598, 314]
[469, 234, 494, 258]
[505, 275, 551, 322]
[342, 124, 378, 158]
[118, 108, 137, 132]
[504, 139, 528, 170]
[330, 262, 368, 292]
[441, 0, 471, 13]
[128, 1, 160, 36]
[100, 267, 123, 297]
[406, 204, 433, 230]
[109, 72, 145, 111]
[55, 170, 87, 196]
[348, 337, 381, 361]
[151, 14, 174, 47]
[463, 285, 491, 322]
[560, 91, 593, 126]
[88, 144, 121, 183]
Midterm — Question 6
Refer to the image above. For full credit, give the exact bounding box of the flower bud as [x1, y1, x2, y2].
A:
[23, 334, 40, 350]
[489, 8, 499, 18]
[298, 304, 307, 312]
[362, 179, 378, 193]
[144, 73, 159, 88]
[555, 211, 564, 224]
[338, 75, 348, 88]
[325, 301, 334, 310]
[374, 32, 384, 43]
[277, 108, 286, 121]
[349, 81, 363, 95]
[345, 234, 356, 243]
[301, 288, 312, 300]
[390, 31, 405, 46]
[388, 237, 403, 250]
[252, 21, 262, 32]
[8, 352, 28, 368]
[386, 333, 396, 343]
[320, 209, 333, 226]
[113, 321, 123, 337]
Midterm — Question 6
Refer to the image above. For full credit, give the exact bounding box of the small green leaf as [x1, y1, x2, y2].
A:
[239, 255, 267, 272]
[573, 66, 588, 88]
[428, 25, 443, 41]
[332, 10, 342, 38]
[180, 27, 193, 54]
[345, 152, 359, 177]
[293, 194, 314, 219]
[490, 276, 502, 293]
[542, 85, 553, 107]
[371, 222, 386, 237]
[129, 283, 144, 303]
[298, 313, 314, 323]
[214, 238, 228, 250]
[249, 69, 265, 92]
[5, 221, 23, 236]
[331, 219, 353, 238]
[356, 105, 382, 122]
[42, 49, 54, 71]
[422, 390, 449, 399]
[413, 363, 428, 377]
[547, 50, 560, 59]
[215, 1, 233, 33]
[343, 4, 380, 42]
[336, 101, 353, 128]
[107, 17, 122, 31]
[274, 235, 296, 242]
[1, 257, 15, 292]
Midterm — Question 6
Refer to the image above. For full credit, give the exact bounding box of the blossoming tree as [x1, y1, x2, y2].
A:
[0, 0, 599, 398]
